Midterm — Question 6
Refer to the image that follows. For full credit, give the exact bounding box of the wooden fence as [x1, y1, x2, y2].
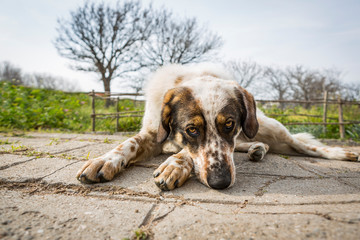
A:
[90, 90, 360, 138]
[90, 90, 144, 132]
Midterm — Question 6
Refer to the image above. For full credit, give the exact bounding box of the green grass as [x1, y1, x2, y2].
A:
[258, 103, 360, 140]
[1, 81, 358, 140]
[0, 81, 143, 133]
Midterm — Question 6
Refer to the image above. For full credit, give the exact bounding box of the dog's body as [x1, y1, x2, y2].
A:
[77, 64, 359, 190]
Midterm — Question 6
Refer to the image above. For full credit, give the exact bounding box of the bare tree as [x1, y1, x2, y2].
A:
[320, 69, 359, 100]
[0, 61, 22, 85]
[128, 75, 145, 95]
[23, 73, 80, 92]
[286, 66, 344, 108]
[286, 65, 321, 108]
[263, 67, 290, 109]
[225, 60, 262, 89]
[54, 1, 152, 106]
[24, 73, 57, 90]
[140, 9, 223, 69]
[341, 82, 360, 100]
[319, 69, 342, 97]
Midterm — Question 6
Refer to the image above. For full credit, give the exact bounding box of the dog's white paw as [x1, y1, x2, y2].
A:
[248, 143, 268, 161]
[344, 150, 360, 162]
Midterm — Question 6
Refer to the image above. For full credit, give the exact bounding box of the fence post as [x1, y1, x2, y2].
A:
[91, 90, 96, 132]
[338, 95, 345, 139]
[116, 97, 119, 132]
[322, 91, 328, 135]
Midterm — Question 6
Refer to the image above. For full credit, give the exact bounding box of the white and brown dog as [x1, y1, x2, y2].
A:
[77, 64, 359, 190]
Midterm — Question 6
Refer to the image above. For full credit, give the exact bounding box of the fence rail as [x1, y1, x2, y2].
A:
[257, 99, 360, 105]
[90, 90, 360, 138]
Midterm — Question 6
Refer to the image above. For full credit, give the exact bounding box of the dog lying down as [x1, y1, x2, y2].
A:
[77, 64, 359, 190]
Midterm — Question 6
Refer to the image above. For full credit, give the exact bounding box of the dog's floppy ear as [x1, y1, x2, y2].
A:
[234, 85, 259, 139]
[157, 89, 176, 143]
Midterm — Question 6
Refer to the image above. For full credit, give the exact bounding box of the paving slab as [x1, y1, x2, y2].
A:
[0, 154, 33, 168]
[41, 160, 84, 185]
[252, 177, 360, 204]
[0, 137, 94, 154]
[0, 132, 360, 240]
[291, 155, 360, 178]
[0, 157, 77, 182]
[0, 190, 154, 240]
[235, 153, 316, 177]
[340, 177, 360, 187]
[152, 203, 360, 240]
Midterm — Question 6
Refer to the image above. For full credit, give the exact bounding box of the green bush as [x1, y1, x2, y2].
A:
[1, 82, 358, 139]
[0, 81, 143, 132]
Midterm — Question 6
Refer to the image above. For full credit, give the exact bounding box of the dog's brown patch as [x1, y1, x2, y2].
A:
[345, 151, 359, 161]
[216, 113, 227, 125]
[173, 152, 184, 159]
[191, 115, 204, 127]
[129, 131, 158, 163]
[175, 159, 184, 165]
[199, 150, 210, 183]
[158, 87, 204, 144]
[162, 88, 176, 104]
[234, 86, 259, 139]
[309, 147, 317, 152]
[175, 76, 183, 85]
[162, 105, 171, 123]
[130, 146, 136, 152]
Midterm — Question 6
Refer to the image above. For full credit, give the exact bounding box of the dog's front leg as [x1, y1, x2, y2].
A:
[77, 131, 161, 183]
[153, 149, 193, 190]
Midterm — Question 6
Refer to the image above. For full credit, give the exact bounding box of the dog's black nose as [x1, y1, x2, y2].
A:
[207, 176, 231, 189]
[207, 165, 232, 189]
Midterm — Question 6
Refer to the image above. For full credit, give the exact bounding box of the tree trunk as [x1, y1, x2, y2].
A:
[305, 96, 311, 109]
[103, 78, 112, 108]
[279, 91, 285, 110]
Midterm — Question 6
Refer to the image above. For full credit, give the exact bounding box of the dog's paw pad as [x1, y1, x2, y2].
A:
[248, 145, 266, 162]
[78, 173, 97, 184]
[96, 172, 111, 183]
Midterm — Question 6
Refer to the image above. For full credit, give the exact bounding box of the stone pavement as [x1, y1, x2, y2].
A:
[0, 132, 360, 240]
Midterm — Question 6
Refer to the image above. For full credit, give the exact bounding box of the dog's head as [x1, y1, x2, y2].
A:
[157, 78, 258, 189]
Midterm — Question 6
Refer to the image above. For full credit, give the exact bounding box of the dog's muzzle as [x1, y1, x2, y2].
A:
[206, 162, 232, 189]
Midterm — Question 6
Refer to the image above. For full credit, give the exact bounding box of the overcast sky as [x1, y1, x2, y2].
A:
[1, 0, 359, 92]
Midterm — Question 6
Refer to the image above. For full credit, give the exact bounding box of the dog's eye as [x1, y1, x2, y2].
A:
[186, 127, 200, 137]
[225, 121, 234, 130]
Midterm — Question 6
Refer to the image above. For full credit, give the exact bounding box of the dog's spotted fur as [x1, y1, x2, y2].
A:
[77, 64, 360, 190]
